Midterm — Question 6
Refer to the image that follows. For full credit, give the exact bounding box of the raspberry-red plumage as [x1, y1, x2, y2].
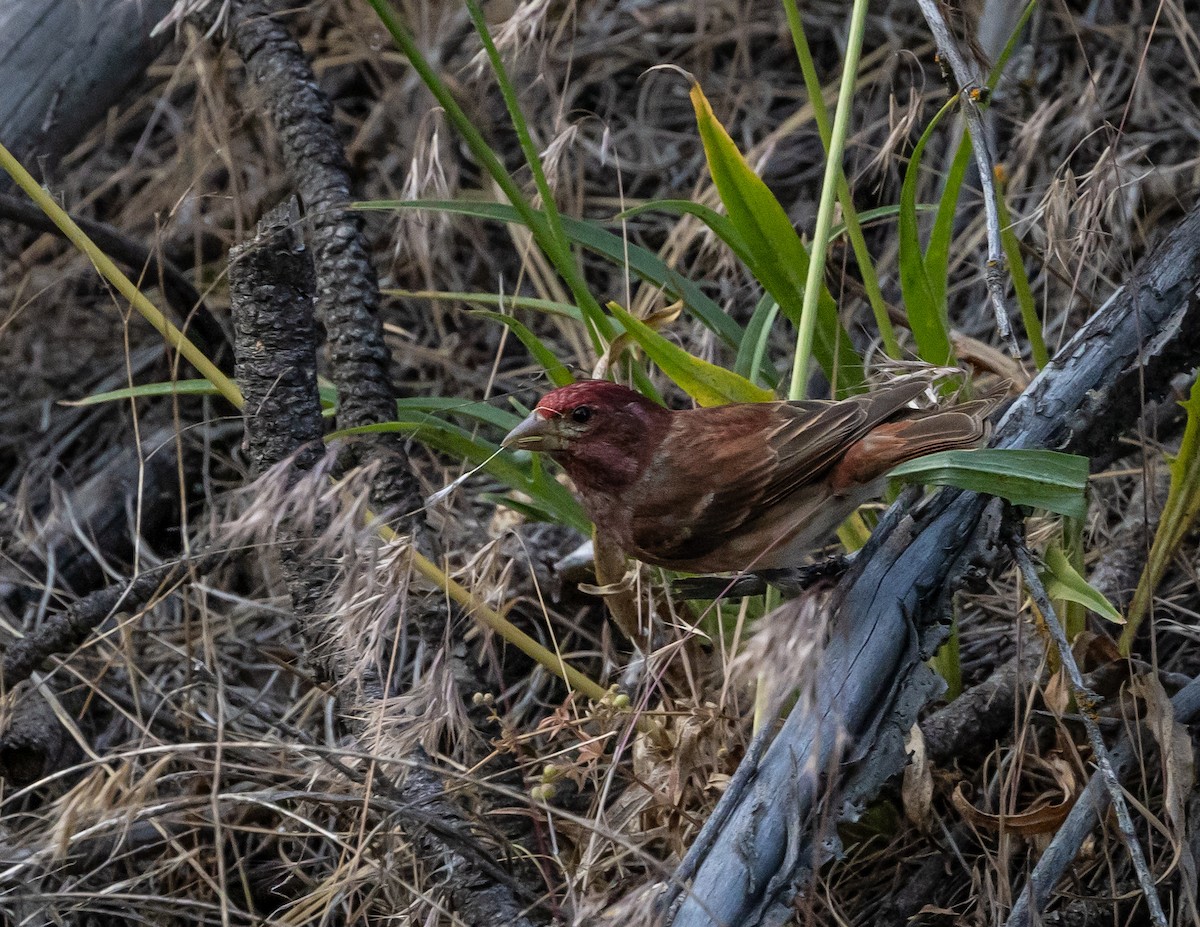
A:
[505, 378, 989, 573]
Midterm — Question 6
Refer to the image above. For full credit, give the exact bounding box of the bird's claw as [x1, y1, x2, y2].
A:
[671, 554, 855, 600]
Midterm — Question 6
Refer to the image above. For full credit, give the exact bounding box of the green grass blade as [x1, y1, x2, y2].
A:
[888, 449, 1089, 519]
[361, 199, 742, 348]
[925, 1, 1038, 317]
[689, 84, 863, 396]
[733, 293, 781, 386]
[480, 491, 569, 526]
[364, 0, 612, 348]
[606, 302, 774, 405]
[932, 611, 963, 700]
[619, 200, 750, 258]
[1122, 377, 1200, 653]
[384, 288, 583, 319]
[64, 379, 221, 405]
[996, 189, 1048, 368]
[899, 97, 957, 365]
[333, 418, 589, 532]
[781, 0, 899, 359]
[788, 0, 870, 399]
[926, 138, 972, 315]
[463, 0, 568, 254]
[630, 200, 927, 253]
[472, 310, 575, 386]
[393, 396, 523, 431]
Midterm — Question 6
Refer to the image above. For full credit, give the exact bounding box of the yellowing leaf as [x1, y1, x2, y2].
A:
[1040, 543, 1123, 625]
[690, 83, 864, 396]
[606, 301, 774, 406]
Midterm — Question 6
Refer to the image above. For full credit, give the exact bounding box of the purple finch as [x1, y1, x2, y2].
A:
[501, 377, 988, 571]
[503, 379, 990, 574]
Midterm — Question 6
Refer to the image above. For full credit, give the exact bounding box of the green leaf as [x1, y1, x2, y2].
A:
[996, 189, 1049, 369]
[931, 613, 962, 700]
[618, 200, 751, 259]
[780, 0, 900, 361]
[606, 301, 774, 406]
[689, 84, 864, 396]
[898, 97, 956, 366]
[393, 396, 523, 431]
[733, 294, 781, 386]
[63, 379, 220, 405]
[482, 492, 565, 525]
[828, 204, 925, 239]
[625, 200, 929, 260]
[888, 449, 1089, 519]
[1123, 377, 1200, 652]
[471, 310, 575, 386]
[359, 199, 742, 350]
[1041, 543, 1123, 624]
[332, 417, 589, 533]
[383, 288, 584, 321]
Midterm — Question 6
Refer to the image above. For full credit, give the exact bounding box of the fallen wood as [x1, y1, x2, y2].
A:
[0, 0, 175, 177]
[668, 202, 1200, 926]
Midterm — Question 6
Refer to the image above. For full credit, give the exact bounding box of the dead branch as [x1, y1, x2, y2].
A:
[668, 201, 1200, 927]
[229, 202, 539, 927]
[203, 0, 427, 541]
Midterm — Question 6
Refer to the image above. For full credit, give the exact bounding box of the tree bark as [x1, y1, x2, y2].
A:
[669, 203, 1200, 927]
[0, 0, 175, 178]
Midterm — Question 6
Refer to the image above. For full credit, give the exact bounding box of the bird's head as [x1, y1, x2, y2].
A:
[502, 380, 669, 490]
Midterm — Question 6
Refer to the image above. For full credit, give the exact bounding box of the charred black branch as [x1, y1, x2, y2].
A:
[229, 202, 537, 927]
[211, 0, 425, 539]
[669, 203, 1200, 927]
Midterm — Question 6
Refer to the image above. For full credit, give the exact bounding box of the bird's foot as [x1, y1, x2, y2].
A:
[671, 554, 855, 600]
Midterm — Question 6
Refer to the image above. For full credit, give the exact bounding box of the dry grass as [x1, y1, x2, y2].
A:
[2, 0, 1200, 924]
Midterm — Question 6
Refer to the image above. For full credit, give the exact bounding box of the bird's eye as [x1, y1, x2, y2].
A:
[571, 405, 593, 424]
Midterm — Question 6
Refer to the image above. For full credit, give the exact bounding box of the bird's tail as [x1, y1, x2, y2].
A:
[828, 401, 992, 490]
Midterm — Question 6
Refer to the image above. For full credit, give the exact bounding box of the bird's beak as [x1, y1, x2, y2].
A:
[502, 410, 563, 451]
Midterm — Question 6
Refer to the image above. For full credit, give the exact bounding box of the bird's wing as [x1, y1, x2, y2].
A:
[625, 382, 930, 565]
[755, 379, 934, 506]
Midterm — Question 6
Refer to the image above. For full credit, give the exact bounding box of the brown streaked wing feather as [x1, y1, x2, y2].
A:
[830, 407, 988, 487]
[755, 378, 934, 508]
[623, 381, 930, 564]
[624, 403, 780, 563]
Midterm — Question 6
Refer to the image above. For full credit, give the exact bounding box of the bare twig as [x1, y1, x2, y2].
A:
[1011, 540, 1167, 927]
[915, 0, 1018, 355]
[1, 553, 222, 687]
[1007, 670, 1200, 926]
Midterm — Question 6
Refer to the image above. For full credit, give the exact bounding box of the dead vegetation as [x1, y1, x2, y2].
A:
[2, 0, 1200, 924]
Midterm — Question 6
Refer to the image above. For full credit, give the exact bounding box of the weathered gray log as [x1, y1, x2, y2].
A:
[669, 203, 1200, 927]
[0, 0, 175, 176]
